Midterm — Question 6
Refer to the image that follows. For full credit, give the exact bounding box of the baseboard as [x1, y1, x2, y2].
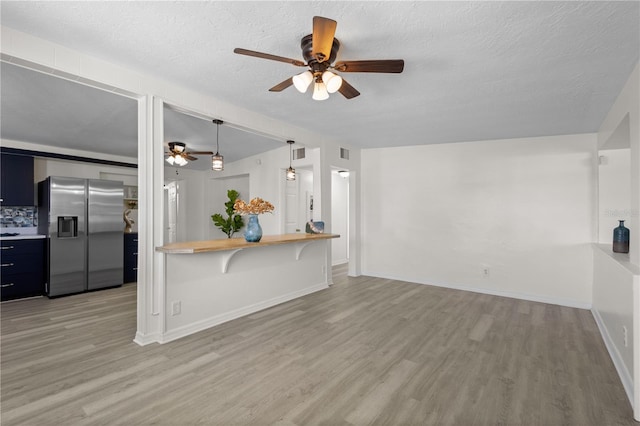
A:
[133, 331, 161, 346]
[591, 307, 634, 407]
[159, 282, 329, 344]
[362, 270, 592, 310]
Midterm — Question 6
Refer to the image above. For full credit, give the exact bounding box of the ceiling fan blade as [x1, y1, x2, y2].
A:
[269, 77, 294, 92]
[334, 60, 404, 73]
[233, 48, 306, 67]
[311, 16, 337, 63]
[338, 78, 360, 99]
[188, 151, 214, 155]
[185, 155, 198, 161]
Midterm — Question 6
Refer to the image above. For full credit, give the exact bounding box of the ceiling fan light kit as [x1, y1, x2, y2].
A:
[293, 70, 313, 93]
[312, 81, 329, 101]
[321, 71, 342, 93]
[234, 16, 404, 101]
[166, 141, 190, 166]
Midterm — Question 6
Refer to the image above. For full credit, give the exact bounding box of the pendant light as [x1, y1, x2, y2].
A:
[211, 119, 224, 171]
[286, 140, 296, 181]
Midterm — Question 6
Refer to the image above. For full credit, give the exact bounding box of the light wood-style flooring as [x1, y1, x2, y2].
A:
[1, 264, 635, 425]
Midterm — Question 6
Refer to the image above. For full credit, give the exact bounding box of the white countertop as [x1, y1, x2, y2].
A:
[0, 227, 46, 240]
[0, 234, 46, 240]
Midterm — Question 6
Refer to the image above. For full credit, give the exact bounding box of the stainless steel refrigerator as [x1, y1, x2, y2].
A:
[38, 177, 124, 297]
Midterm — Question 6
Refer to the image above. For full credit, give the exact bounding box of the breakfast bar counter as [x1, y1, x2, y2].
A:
[156, 233, 339, 254]
[153, 233, 339, 344]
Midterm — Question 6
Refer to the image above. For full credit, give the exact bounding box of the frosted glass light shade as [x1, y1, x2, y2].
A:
[322, 71, 343, 93]
[175, 156, 188, 166]
[166, 156, 175, 165]
[292, 71, 313, 93]
[312, 82, 329, 101]
[212, 153, 224, 171]
[286, 166, 296, 181]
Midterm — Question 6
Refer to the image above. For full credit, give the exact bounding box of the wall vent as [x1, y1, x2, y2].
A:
[340, 147, 350, 160]
[293, 147, 306, 160]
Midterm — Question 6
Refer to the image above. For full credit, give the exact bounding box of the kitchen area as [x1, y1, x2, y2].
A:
[0, 151, 139, 301]
[1, 60, 140, 302]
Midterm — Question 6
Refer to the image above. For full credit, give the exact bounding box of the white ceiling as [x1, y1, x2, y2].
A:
[1, 1, 638, 159]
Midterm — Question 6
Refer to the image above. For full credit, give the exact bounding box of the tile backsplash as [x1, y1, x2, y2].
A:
[0, 206, 38, 228]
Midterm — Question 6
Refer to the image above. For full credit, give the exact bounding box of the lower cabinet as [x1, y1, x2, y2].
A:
[1, 238, 45, 301]
[124, 233, 138, 283]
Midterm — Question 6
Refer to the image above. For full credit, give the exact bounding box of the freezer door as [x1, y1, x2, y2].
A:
[87, 180, 124, 290]
[46, 177, 86, 296]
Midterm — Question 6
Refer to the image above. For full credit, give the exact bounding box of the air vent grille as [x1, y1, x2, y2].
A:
[293, 147, 306, 160]
[340, 147, 350, 160]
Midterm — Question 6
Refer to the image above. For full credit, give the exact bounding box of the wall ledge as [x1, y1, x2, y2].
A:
[593, 243, 640, 276]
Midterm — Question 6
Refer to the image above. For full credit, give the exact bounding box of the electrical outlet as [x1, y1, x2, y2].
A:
[171, 301, 181, 316]
[623, 326, 628, 347]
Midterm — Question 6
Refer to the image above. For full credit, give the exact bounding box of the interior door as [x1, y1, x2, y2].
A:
[284, 178, 298, 233]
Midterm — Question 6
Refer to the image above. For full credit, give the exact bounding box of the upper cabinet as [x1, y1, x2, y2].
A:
[0, 153, 35, 206]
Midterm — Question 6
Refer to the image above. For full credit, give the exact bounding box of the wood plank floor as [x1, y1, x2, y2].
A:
[1, 264, 635, 425]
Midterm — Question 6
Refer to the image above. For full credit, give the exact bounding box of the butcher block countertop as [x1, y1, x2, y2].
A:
[156, 233, 339, 254]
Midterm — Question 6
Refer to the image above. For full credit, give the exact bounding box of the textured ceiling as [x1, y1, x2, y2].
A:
[1, 1, 638, 157]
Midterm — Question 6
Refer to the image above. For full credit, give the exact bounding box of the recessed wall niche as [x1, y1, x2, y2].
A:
[598, 114, 631, 245]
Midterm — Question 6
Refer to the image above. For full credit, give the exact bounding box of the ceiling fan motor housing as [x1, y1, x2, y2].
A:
[301, 34, 340, 70]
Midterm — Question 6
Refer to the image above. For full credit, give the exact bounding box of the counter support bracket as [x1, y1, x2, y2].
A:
[222, 249, 243, 273]
[295, 242, 314, 260]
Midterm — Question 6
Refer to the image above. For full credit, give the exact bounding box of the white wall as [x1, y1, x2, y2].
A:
[361, 133, 597, 308]
[592, 245, 639, 413]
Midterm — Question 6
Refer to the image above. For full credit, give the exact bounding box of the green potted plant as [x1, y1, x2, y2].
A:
[211, 189, 244, 238]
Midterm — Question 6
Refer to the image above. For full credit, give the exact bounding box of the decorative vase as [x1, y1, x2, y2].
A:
[613, 220, 630, 253]
[244, 214, 262, 242]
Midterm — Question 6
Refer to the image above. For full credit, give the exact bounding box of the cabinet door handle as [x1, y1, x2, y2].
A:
[133, 239, 138, 242]
[133, 252, 138, 256]
[1, 263, 14, 267]
[1, 283, 15, 288]
[1, 246, 14, 250]
[133, 268, 138, 271]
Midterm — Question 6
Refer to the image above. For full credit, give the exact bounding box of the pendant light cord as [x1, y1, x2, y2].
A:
[216, 121, 220, 155]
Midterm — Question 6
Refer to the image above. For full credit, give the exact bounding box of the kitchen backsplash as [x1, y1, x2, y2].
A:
[0, 206, 38, 228]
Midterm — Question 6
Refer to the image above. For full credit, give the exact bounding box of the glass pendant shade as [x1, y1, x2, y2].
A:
[293, 71, 313, 93]
[322, 71, 343, 94]
[286, 166, 296, 181]
[286, 139, 296, 181]
[166, 156, 175, 165]
[212, 153, 224, 171]
[312, 82, 329, 101]
[212, 119, 224, 171]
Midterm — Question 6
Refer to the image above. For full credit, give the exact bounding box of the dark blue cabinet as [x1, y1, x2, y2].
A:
[1, 238, 45, 300]
[124, 233, 138, 283]
[1, 154, 35, 206]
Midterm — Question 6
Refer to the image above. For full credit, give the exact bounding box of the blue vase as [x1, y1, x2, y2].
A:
[244, 214, 262, 242]
[613, 220, 630, 253]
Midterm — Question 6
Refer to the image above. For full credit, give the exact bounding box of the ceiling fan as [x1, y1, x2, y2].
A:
[234, 16, 404, 100]
[165, 141, 213, 166]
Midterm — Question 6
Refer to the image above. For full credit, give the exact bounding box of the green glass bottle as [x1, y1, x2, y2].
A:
[613, 220, 630, 253]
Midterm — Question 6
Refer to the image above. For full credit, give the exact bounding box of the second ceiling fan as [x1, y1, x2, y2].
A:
[234, 16, 404, 100]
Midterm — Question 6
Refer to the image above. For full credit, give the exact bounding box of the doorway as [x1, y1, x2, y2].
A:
[331, 169, 349, 265]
